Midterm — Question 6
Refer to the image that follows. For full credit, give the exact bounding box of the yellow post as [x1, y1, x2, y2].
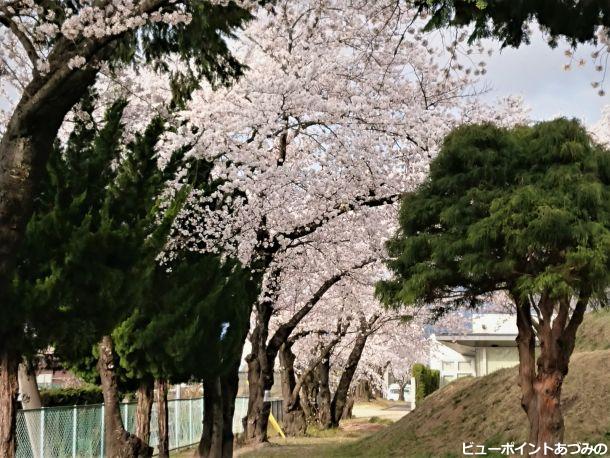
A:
[268, 412, 286, 439]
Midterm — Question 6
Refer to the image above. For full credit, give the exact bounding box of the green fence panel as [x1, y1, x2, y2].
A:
[16, 397, 283, 457]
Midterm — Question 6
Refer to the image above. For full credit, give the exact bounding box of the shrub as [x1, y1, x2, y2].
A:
[412, 364, 440, 403]
[39, 385, 103, 407]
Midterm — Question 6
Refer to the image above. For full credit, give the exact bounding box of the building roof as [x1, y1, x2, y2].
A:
[435, 333, 517, 347]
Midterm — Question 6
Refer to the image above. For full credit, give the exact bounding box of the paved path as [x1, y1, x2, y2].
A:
[351, 401, 412, 422]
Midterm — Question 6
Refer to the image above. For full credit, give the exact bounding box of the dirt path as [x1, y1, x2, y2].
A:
[352, 400, 412, 422]
[234, 401, 411, 458]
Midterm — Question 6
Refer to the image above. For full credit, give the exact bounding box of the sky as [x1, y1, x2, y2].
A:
[1, 27, 608, 128]
[481, 29, 608, 126]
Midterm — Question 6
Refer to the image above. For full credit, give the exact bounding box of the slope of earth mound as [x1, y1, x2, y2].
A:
[338, 309, 610, 457]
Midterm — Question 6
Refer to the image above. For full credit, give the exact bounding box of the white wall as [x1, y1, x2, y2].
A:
[429, 335, 476, 386]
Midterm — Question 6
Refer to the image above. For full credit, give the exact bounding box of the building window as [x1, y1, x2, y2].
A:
[442, 361, 456, 372]
[458, 361, 472, 372]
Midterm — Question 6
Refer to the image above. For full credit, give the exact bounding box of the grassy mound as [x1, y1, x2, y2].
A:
[338, 310, 610, 458]
[576, 308, 610, 351]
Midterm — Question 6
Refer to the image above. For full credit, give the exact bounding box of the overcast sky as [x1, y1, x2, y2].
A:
[1, 28, 607, 127]
[481, 30, 608, 126]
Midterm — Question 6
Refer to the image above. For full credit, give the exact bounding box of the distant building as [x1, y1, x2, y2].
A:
[429, 313, 522, 386]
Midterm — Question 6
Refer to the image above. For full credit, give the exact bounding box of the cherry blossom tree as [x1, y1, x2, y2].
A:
[159, 0, 527, 443]
[284, 271, 421, 427]
[591, 103, 610, 146]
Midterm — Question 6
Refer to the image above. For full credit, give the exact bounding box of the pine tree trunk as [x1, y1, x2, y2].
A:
[155, 379, 169, 458]
[220, 363, 239, 458]
[197, 362, 240, 458]
[330, 332, 368, 427]
[315, 359, 332, 429]
[135, 379, 154, 444]
[199, 377, 223, 458]
[279, 344, 307, 436]
[524, 371, 565, 457]
[18, 361, 42, 456]
[514, 292, 588, 458]
[0, 350, 18, 458]
[98, 335, 152, 458]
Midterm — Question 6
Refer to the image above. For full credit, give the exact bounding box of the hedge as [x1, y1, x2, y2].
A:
[39, 385, 103, 407]
[412, 363, 440, 403]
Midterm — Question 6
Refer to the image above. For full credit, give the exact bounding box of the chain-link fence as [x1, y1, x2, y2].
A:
[16, 396, 283, 457]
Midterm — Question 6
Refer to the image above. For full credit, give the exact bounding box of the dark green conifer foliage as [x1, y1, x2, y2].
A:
[378, 118, 610, 311]
[14, 88, 256, 392]
[418, 0, 610, 48]
[11, 93, 131, 361]
[378, 118, 610, 446]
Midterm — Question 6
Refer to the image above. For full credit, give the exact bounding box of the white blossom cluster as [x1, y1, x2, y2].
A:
[563, 26, 610, 96]
[150, 0, 529, 369]
[591, 103, 610, 146]
[0, 0, 256, 135]
[159, 0, 527, 266]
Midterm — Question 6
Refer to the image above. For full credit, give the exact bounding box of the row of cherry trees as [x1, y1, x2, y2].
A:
[0, 0, 528, 456]
[158, 0, 526, 444]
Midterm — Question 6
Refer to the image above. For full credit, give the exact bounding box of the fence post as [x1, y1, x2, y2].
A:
[123, 402, 128, 430]
[410, 376, 416, 411]
[100, 405, 105, 458]
[39, 408, 45, 458]
[189, 398, 193, 444]
[174, 399, 180, 446]
[72, 406, 77, 458]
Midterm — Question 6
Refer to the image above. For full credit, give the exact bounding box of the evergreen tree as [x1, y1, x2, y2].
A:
[418, 0, 610, 48]
[14, 90, 257, 456]
[378, 119, 610, 457]
[0, 4, 257, 452]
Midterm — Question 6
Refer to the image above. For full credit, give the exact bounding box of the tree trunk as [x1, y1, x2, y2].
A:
[341, 394, 354, 420]
[220, 363, 240, 458]
[330, 331, 368, 427]
[513, 291, 589, 458]
[17, 362, 41, 409]
[199, 377, 223, 458]
[354, 379, 373, 401]
[398, 382, 406, 402]
[244, 300, 274, 443]
[98, 335, 152, 458]
[315, 359, 332, 429]
[197, 361, 240, 458]
[279, 344, 307, 436]
[0, 62, 98, 303]
[299, 372, 318, 425]
[0, 350, 18, 458]
[155, 379, 169, 458]
[135, 379, 154, 444]
[243, 264, 356, 442]
[18, 361, 42, 456]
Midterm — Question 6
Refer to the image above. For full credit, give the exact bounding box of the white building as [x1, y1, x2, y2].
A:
[429, 313, 521, 386]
